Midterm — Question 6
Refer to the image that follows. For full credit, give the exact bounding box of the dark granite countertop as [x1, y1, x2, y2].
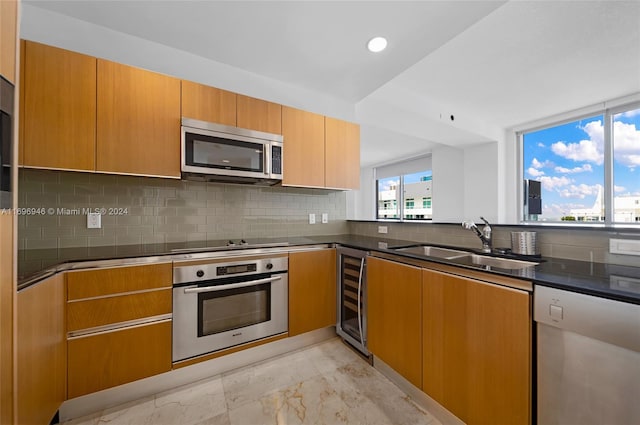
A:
[18, 234, 640, 304]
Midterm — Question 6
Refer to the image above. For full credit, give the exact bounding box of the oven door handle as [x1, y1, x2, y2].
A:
[183, 275, 282, 294]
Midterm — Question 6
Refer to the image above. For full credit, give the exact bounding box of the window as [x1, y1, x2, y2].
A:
[521, 103, 640, 224]
[377, 170, 432, 221]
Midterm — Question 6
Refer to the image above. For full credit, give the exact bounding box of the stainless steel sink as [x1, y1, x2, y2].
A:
[453, 254, 539, 270]
[393, 245, 472, 260]
[393, 244, 539, 271]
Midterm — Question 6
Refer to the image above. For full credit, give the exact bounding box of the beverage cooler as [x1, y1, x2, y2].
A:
[336, 247, 370, 357]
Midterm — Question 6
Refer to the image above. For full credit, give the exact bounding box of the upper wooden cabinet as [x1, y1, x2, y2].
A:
[367, 256, 423, 389]
[0, 0, 17, 83]
[97, 60, 181, 177]
[325, 117, 360, 190]
[237, 94, 282, 134]
[422, 268, 531, 425]
[21, 41, 97, 171]
[288, 249, 337, 336]
[282, 106, 326, 188]
[181, 80, 236, 126]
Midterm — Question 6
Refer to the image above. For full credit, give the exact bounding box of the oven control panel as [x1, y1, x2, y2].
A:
[173, 255, 288, 284]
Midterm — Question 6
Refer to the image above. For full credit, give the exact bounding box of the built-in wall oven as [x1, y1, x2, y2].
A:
[172, 254, 288, 362]
[336, 247, 370, 357]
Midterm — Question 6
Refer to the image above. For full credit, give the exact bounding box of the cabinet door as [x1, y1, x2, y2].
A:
[22, 41, 97, 170]
[181, 80, 236, 126]
[0, 215, 12, 424]
[0, 0, 17, 83]
[368, 257, 422, 388]
[67, 320, 172, 398]
[325, 117, 360, 190]
[288, 249, 336, 336]
[422, 269, 531, 425]
[97, 60, 181, 177]
[237, 94, 282, 134]
[17, 274, 66, 425]
[281, 106, 325, 187]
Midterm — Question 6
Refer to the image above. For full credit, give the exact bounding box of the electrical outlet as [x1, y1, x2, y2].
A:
[378, 225, 388, 234]
[87, 212, 101, 229]
[309, 213, 316, 224]
[321, 213, 328, 224]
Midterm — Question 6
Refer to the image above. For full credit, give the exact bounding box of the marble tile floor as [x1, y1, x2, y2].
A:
[63, 337, 441, 425]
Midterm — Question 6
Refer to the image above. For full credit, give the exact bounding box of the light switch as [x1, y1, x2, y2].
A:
[308, 213, 316, 224]
[321, 213, 328, 224]
[549, 304, 563, 320]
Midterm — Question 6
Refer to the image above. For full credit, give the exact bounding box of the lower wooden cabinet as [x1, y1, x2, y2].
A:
[67, 320, 172, 399]
[422, 268, 531, 425]
[367, 257, 422, 389]
[17, 274, 66, 425]
[288, 248, 337, 336]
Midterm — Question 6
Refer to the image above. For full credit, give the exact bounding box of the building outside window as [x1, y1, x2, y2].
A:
[521, 104, 640, 224]
[377, 170, 432, 220]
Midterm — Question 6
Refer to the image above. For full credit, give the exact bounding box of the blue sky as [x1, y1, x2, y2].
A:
[523, 108, 640, 220]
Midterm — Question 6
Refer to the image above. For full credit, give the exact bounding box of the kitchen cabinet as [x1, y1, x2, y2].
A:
[66, 263, 173, 398]
[282, 106, 360, 189]
[288, 248, 337, 336]
[325, 117, 360, 190]
[282, 106, 325, 187]
[0, 0, 17, 83]
[237, 94, 282, 134]
[367, 256, 422, 388]
[20, 40, 97, 170]
[181, 80, 236, 126]
[422, 268, 531, 425]
[17, 273, 66, 425]
[97, 59, 181, 178]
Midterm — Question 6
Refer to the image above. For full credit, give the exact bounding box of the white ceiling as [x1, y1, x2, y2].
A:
[23, 0, 640, 167]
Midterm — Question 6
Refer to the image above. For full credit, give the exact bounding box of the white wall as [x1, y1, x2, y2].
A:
[431, 145, 464, 222]
[20, 4, 355, 121]
[463, 142, 498, 223]
[346, 166, 376, 220]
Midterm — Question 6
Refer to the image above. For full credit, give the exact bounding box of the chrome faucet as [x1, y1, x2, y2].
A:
[462, 217, 492, 253]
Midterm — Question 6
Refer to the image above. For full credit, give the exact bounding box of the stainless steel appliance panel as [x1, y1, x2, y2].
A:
[336, 247, 369, 356]
[173, 255, 288, 362]
[535, 285, 640, 425]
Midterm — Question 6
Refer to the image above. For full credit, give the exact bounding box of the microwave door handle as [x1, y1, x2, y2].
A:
[183, 275, 282, 294]
[264, 145, 270, 176]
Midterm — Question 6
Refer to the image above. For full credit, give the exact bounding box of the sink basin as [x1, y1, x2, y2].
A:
[394, 245, 471, 260]
[453, 254, 539, 270]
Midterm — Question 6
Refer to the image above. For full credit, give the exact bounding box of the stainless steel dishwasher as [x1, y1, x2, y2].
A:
[535, 285, 640, 425]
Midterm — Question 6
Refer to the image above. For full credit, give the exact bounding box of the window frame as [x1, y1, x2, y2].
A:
[517, 101, 640, 226]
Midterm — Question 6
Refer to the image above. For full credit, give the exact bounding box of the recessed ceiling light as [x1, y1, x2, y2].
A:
[367, 36, 387, 53]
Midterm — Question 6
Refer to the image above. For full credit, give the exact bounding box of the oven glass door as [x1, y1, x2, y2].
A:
[185, 131, 264, 173]
[198, 283, 271, 336]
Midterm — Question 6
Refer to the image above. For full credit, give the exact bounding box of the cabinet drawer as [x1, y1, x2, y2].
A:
[67, 320, 172, 399]
[67, 288, 171, 332]
[67, 263, 172, 300]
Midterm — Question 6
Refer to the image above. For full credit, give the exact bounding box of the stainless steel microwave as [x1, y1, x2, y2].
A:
[181, 118, 283, 186]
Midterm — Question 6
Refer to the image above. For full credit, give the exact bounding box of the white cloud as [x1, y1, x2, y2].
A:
[619, 109, 640, 118]
[554, 164, 593, 174]
[615, 185, 626, 193]
[613, 121, 640, 170]
[531, 158, 543, 169]
[539, 175, 571, 191]
[527, 167, 545, 177]
[537, 142, 545, 148]
[551, 120, 604, 165]
[558, 183, 601, 199]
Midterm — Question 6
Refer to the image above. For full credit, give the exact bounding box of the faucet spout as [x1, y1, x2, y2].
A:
[462, 217, 492, 253]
